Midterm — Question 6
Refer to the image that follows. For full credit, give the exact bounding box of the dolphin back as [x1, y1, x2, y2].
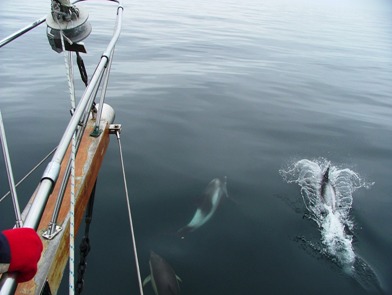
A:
[322, 167, 330, 183]
[320, 167, 330, 199]
[177, 177, 228, 238]
[319, 167, 337, 211]
[147, 251, 181, 295]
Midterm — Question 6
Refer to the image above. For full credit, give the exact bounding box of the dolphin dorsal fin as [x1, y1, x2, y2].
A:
[142, 275, 151, 287]
[323, 167, 330, 182]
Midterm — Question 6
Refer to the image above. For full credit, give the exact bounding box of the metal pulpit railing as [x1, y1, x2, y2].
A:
[0, 0, 123, 294]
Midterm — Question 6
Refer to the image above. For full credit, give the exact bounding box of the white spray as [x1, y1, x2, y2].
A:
[280, 158, 372, 267]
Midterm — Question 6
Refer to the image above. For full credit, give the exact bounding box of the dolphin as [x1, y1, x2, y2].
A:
[143, 251, 182, 295]
[320, 167, 337, 212]
[177, 177, 228, 238]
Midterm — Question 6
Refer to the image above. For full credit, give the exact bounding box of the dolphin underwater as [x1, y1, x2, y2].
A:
[143, 251, 182, 295]
[177, 177, 228, 238]
[319, 167, 337, 212]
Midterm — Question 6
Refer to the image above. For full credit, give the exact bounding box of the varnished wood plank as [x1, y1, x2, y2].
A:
[15, 119, 111, 295]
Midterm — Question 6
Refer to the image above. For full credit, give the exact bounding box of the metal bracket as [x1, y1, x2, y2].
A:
[90, 125, 102, 137]
[42, 224, 63, 240]
[109, 124, 122, 135]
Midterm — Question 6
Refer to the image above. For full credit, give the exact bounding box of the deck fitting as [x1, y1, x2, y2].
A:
[42, 224, 63, 240]
[90, 126, 102, 137]
[109, 124, 122, 135]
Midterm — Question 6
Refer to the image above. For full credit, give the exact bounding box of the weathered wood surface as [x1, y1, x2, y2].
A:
[15, 118, 111, 295]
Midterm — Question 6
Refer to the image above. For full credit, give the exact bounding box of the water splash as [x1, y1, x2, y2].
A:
[280, 158, 381, 292]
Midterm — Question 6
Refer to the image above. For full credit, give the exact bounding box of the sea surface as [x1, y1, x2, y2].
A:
[0, 0, 391, 294]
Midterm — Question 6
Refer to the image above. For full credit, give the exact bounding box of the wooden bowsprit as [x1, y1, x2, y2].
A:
[18, 107, 115, 295]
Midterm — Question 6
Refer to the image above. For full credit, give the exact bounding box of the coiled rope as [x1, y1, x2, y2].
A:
[115, 130, 144, 295]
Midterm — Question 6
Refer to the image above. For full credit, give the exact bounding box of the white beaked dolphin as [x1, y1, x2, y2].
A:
[319, 167, 337, 212]
[177, 177, 228, 238]
[143, 251, 182, 295]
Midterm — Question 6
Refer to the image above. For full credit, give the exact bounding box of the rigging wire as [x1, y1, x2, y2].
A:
[0, 147, 57, 203]
[115, 130, 144, 295]
[0, 110, 22, 227]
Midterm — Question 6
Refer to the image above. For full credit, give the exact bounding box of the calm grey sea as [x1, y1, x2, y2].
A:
[1, 0, 391, 294]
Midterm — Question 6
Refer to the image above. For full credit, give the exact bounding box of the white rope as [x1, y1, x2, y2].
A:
[55, 1, 77, 110]
[57, 18, 76, 295]
[68, 51, 76, 111]
[63, 45, 76, 295]
[69, 131, 76, 295]
[115, 131, 144, 295]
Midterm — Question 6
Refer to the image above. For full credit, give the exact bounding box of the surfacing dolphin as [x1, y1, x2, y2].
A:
[319, 167, 337, 212]
[143, 251, 182, 295]
[177, 177, 228, 238]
